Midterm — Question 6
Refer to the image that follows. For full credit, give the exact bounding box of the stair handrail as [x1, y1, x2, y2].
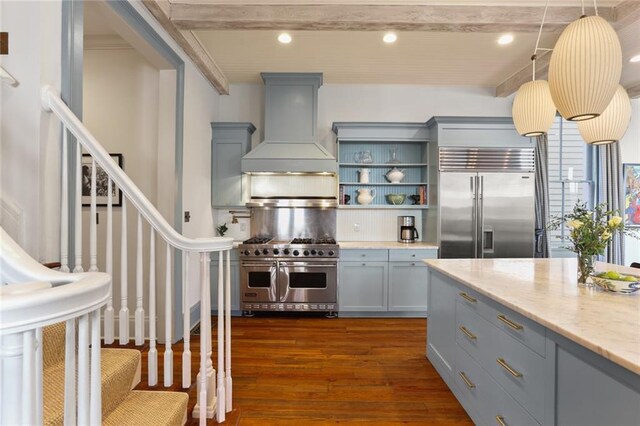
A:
[40, 85, 233, 252]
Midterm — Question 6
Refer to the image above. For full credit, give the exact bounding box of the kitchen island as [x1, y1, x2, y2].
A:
[424, 258, 640, 426]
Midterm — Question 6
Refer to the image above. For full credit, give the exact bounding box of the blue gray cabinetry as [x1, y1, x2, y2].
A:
[339, 248, 437, 316]
[427, 268, 640, 426]
[211, 123, 256, 208]
[210, 249, 240, 315]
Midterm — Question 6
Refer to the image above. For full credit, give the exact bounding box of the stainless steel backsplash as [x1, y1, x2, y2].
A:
[250, 207, 336, 240]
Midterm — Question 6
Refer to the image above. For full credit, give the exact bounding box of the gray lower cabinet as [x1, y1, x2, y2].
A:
[339, 248, 437, 315]
[339, 261, 388, 312]
[427, 268, 640, 426]
[210, 251, 241, 315]
[211, 123, 256, 208]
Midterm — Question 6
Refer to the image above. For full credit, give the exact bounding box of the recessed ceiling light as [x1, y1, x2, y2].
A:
[498, 34, 514, 45]
[630, 54, 640, 63]
[383, 32, 397, 44]
[278, 33, 292, 44]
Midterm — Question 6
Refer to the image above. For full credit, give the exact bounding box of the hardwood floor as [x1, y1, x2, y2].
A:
[135, 316, 472, 425]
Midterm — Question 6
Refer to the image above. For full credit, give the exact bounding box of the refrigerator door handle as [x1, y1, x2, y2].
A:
[472, 176, 478, 259]
[479, 176, 485, 258]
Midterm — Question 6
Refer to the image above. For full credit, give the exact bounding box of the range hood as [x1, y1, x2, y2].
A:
[241, 73, 337, 174]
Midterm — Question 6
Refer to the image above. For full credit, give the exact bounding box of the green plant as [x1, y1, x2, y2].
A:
[216, 223, 228, 237]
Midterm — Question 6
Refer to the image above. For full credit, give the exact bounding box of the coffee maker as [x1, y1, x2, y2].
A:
[398, 216, 419, 243]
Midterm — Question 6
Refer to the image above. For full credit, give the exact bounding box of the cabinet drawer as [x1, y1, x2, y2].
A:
[389, 248, 437, 262]
[454, 342, 490, 424]
[455, 286, 492, 320]
[488, 303, 545, 357]
[456, 301, 490, 362]
[486, 377, 541, 426]
[485, 326, 546, 422]
[340, 249, 388, 262]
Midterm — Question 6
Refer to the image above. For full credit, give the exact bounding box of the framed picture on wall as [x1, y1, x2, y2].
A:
[81, 153, 124, 207]
[623, 163, 640, 228]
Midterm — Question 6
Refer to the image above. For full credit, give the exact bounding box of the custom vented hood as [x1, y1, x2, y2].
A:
[241, 73, 337, 174]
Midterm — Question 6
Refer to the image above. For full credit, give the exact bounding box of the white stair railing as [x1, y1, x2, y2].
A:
[0, 228, 110, 425]
[40, 85, 234, 424]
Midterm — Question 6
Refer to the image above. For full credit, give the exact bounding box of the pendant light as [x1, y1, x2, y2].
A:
[512, 0, 556, 137]
[577, 85, 631, 144]
[548, 1, 622, 121]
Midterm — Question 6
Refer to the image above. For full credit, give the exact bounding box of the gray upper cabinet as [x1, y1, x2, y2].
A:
[211, 122, 256, 208]
[426, 116, 532, 148]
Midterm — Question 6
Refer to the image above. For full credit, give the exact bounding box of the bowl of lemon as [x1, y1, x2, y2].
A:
[592, 271, 640, 294]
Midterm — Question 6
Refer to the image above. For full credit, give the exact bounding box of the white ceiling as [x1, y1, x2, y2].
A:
[172, 1, 623, 5]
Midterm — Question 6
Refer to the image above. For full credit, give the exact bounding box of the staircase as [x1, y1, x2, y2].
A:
[0, 86, 235, 424]
[42, 323, 187, 426]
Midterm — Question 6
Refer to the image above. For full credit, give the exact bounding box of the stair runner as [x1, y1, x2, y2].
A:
[42, 323, 188, 426]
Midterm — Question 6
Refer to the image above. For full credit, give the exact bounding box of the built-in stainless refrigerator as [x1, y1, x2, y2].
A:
[438, 148, 535, 259]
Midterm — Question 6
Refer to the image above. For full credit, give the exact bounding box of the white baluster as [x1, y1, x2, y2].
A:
[64, 319, 76, 425]
[22, 330, 35, 424]
[1, 333, 24, 425]
[225, 250, 232, 411]
[119, 197, 129, 345]
[60, 129, 70, 273]
[104, 177, 115, 344]
[216, 251, 226, 422]
[164, 244, 173, 387]
[89, 158, 98, 272]
[73, 144, 83, 273]
[35, 328, 43, 425]
[135, 213, 145, 345]
[182, 250, 191, 388]
[77, 314, 90, 425]
[148, 229, 158, 386]
[198, 252, 208, 425]
[90, 309, 102, 425]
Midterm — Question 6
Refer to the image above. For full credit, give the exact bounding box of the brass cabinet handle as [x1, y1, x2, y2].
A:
[496, 416, 507, 426]
[459, 292, 477, 303]
[496, 358, 523, 378]
[458, 371, 476, 389]
[459, 325, 477, 340]
[497, 314, 523, 330]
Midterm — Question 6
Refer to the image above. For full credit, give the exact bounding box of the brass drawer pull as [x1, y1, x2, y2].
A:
[459, 292, 477, 303]
[497, 314, 523, 330]
[459, 325, 477, 340]
[496, 416, 507, 426]
[497, 358, 523, 378]
[458, 371, 476, 389]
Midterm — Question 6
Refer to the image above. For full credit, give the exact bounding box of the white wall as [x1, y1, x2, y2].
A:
[218, 83, 515, 241]
[620, 99, 640, 266]
[0, 0, 62, 261]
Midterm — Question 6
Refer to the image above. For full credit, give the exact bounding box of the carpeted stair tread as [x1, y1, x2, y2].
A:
[43, 348, 141, 426]
[43, 322, 66, 369]
[102, 390, 188, 426]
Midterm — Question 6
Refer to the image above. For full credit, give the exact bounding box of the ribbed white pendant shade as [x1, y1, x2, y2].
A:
[512, 80, 557, 137]
[577, 85, 631, 145]
[548, 15, 622, 121]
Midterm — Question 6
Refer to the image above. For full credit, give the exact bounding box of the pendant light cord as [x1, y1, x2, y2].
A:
[593, 0, 599, 16]
[532, 0, 551, 80]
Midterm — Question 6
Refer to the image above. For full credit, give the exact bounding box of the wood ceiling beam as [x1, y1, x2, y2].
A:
[141, 0, 229, 94]
[495, 51, 551, 98]
[169, 4, 615, 32]
[626, 83, 640, 99]
[613, 0, 640, 30]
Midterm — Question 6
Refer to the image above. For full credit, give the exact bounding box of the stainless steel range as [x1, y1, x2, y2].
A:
[239, 200, 339, 315]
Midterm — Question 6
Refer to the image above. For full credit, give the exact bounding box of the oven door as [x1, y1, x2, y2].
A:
[278, 261, 337, 304]
[240, 261, 278, 303]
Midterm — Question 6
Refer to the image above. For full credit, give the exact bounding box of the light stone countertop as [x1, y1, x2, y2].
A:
[424, 258, 640, 375]
[339, 241, 439, 249]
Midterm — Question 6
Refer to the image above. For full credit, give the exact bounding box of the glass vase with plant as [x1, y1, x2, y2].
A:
[548, 202, 635, 286]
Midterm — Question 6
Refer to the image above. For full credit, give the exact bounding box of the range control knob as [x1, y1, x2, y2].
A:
[243, 250, 250, 256]
[284, 249, 290, 255]
[273, 248, 280, 255]
[254, 250, 260, 256]
[293, 250, 300, 256]
[310, 250, 317, 255]
[328, 250, 335, 256]
[262, 249, 269, 255]
[317, 250, 324, 256]
[303, 250, 310, 256]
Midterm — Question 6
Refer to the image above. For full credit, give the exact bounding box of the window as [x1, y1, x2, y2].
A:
[547, 116, 594, 254]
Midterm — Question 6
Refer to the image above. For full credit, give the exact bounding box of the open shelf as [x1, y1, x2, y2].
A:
[340, 182, 427, 186]
[339, 163, 428, 167]
[338, 205, 429, 210]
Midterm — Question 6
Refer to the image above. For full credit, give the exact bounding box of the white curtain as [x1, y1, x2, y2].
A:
[597, 143, 624, 264]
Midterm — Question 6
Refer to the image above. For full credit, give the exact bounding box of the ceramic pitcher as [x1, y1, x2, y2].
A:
[356, 188, 376, 205]
[358, 168, 370, 183]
